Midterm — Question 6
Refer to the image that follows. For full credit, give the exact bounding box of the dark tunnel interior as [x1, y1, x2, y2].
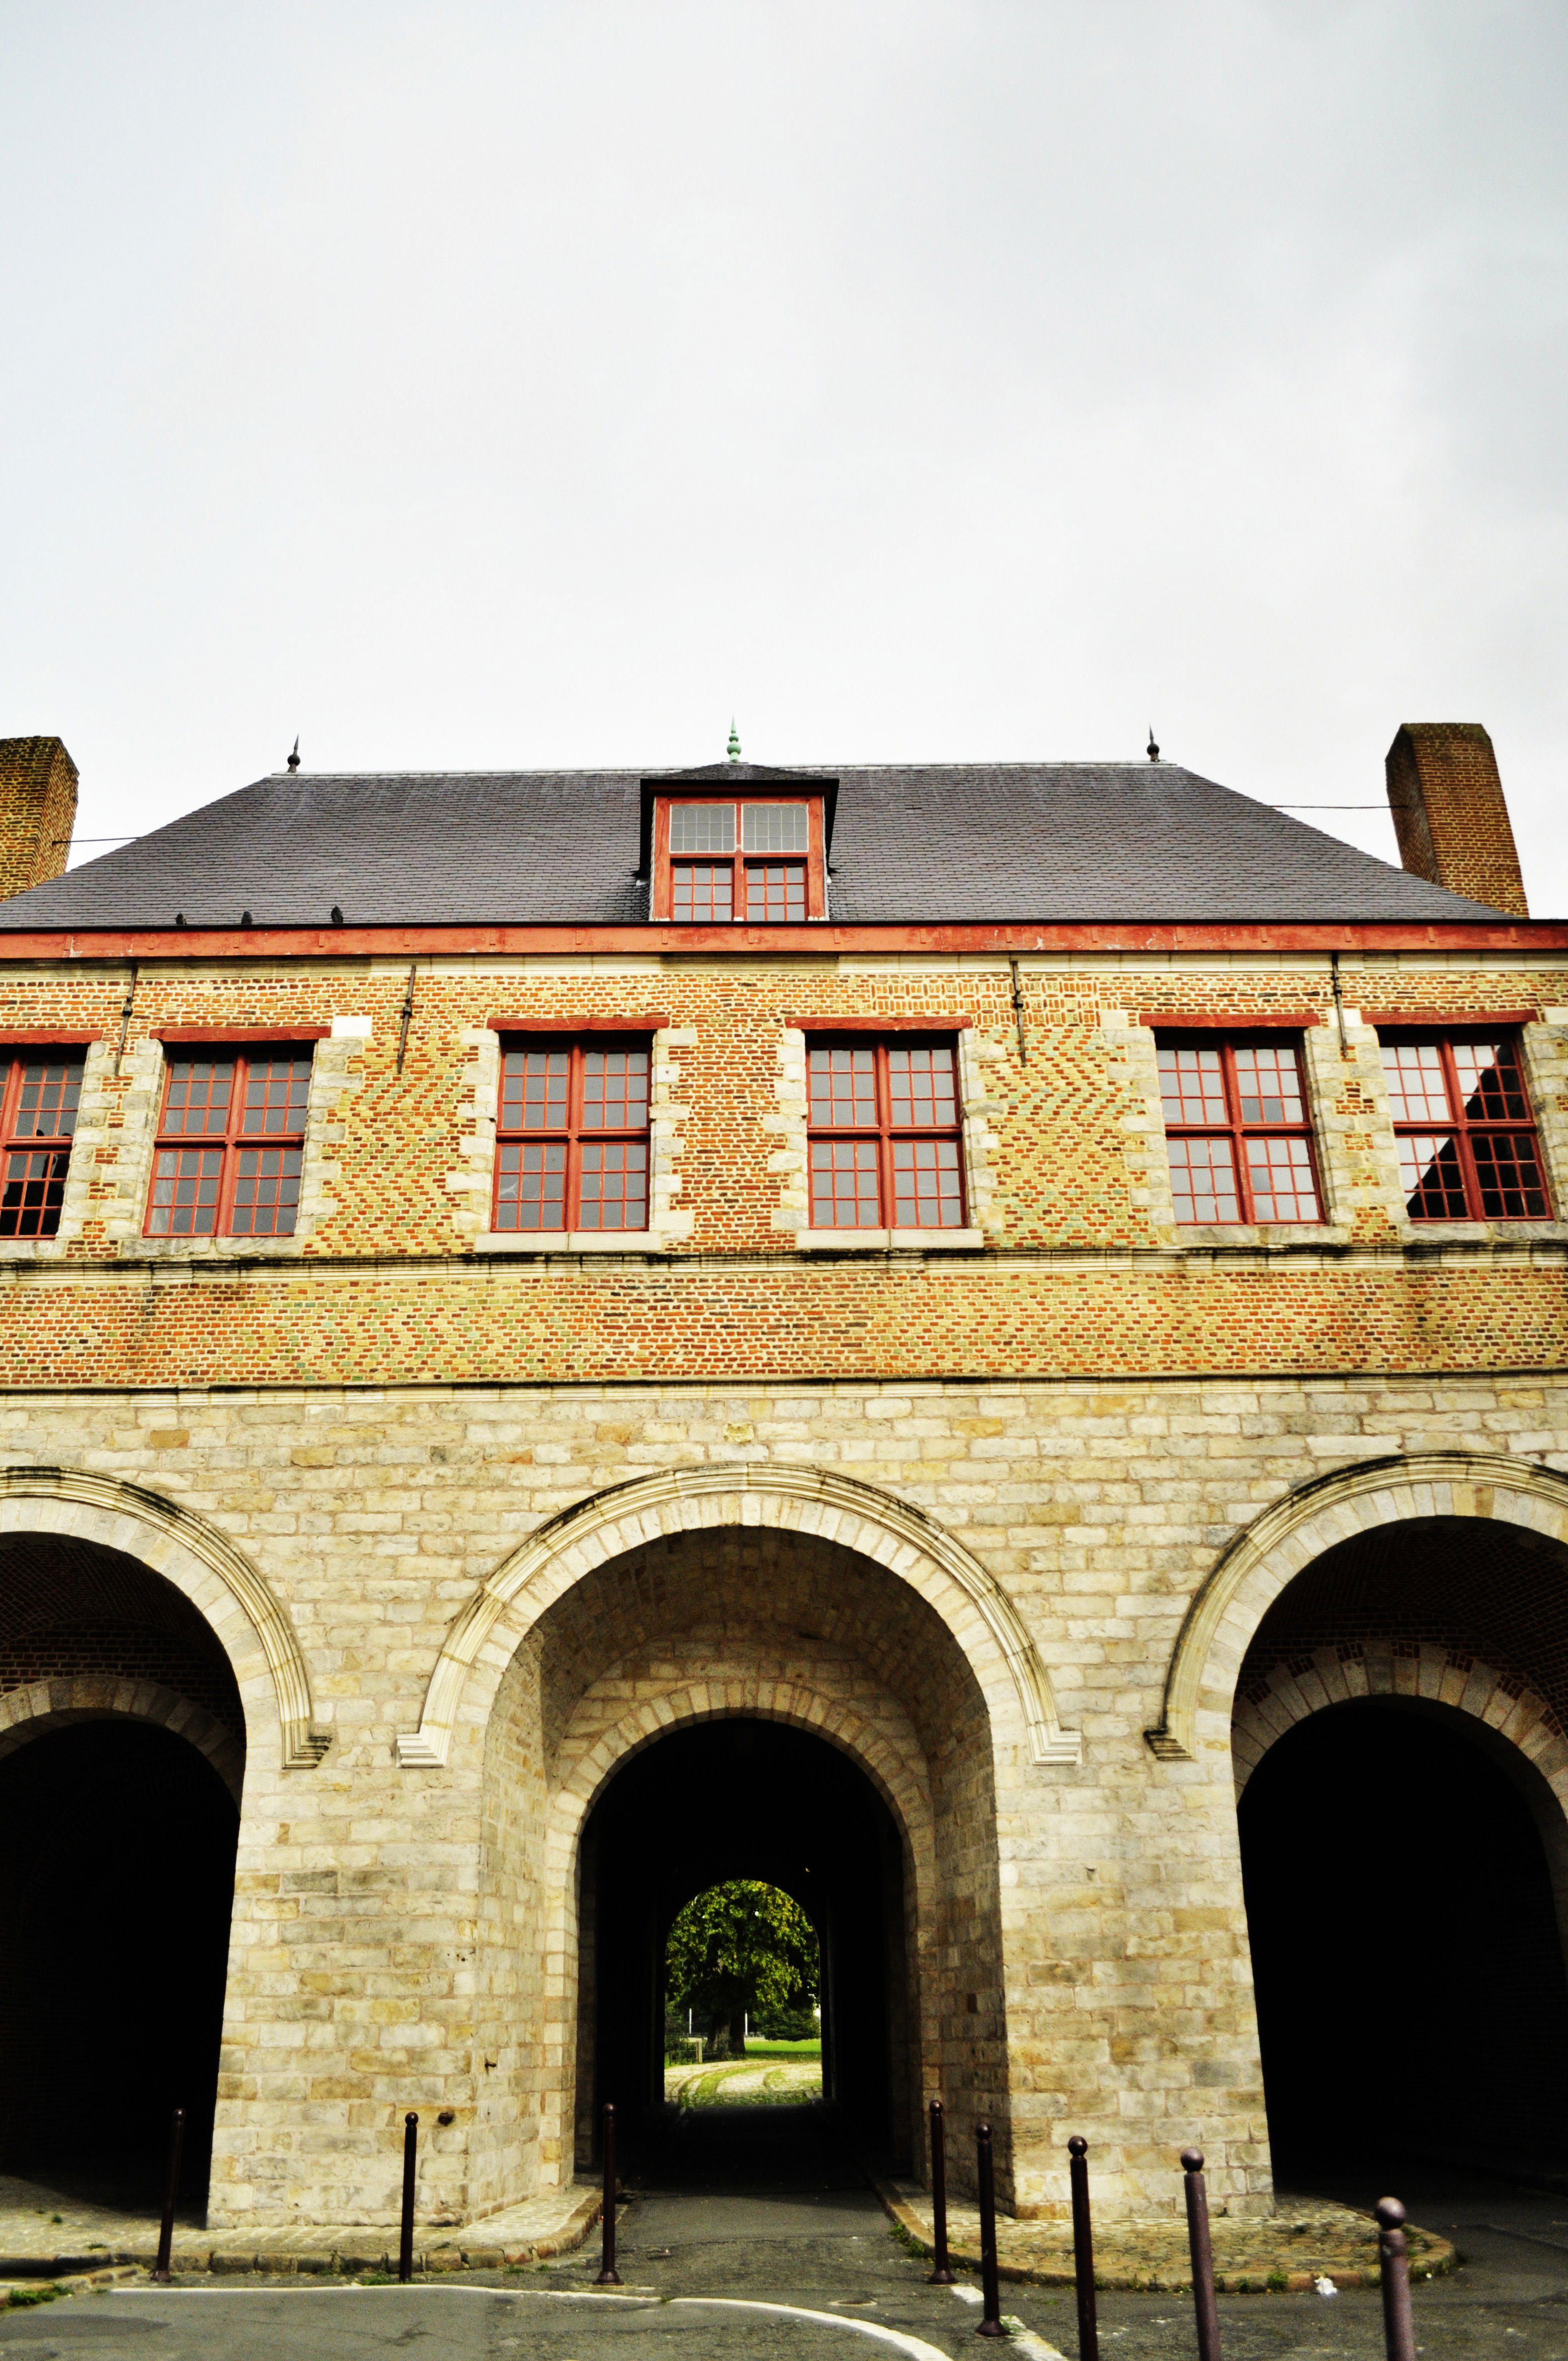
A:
[0, 1720, 239, 2212]
[1240, 1697, 1568, 2182]
[579, 1716, 911, 2185]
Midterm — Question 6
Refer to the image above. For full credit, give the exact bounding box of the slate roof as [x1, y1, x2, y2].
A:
[0, 761, 1510, 927]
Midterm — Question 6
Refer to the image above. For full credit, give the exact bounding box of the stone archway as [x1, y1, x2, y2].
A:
[1147, 1451, 1568, 1764]
[0, 1467, 326, 1771]
[398, 1461, 1076, 1772]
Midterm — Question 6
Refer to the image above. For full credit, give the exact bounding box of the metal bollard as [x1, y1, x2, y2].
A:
[973, 2121, 1005, 2338]
[927, 2099, 955, 2284]
[1181, 2148, 1223, 2361]
[1068, 2136, 1099, 2361]
[1376, 2197, 1417, 2361]
[150, 2106, 184, 2284]
[398, 2113, 418, 2283]
[596, 2102, 622, 2285]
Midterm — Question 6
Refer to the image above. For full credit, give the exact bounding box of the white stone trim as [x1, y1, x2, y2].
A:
[1523, 1018, 1568, 1218]
[398, 1461, 1077, 1772]
[795, 1228, 986, 1252]
[765, 1026, 809, 1234]
[1149, 1450, 1568, 1763]
[448, 1026, 691, 1249]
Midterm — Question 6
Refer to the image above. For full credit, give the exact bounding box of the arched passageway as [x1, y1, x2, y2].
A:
[0, 1534, 246, 2209]
[1234, 1511, 1568, 2184]
[579, 1716, 907, 2182]
[471, 1513, 1010, 2212]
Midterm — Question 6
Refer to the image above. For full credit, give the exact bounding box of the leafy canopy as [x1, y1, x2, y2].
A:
[665, 1880, 818, 2022]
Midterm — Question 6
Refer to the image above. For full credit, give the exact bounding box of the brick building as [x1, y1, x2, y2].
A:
[0, 722, 1563, 2230]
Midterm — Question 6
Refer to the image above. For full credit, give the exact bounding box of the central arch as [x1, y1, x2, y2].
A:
[398, 1461, 1076, 1771]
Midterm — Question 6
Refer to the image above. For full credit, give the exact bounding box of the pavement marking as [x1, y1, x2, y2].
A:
[670, 2297, 952, 2358]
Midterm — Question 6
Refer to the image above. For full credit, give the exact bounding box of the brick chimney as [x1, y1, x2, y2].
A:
[1385, 722, 1528, 917]
[0, 738, 77, 901]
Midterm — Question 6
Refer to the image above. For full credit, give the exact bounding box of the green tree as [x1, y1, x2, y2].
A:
[665, 1879, 818, 2058]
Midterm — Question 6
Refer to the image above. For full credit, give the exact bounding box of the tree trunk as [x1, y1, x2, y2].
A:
[728, 2007, 747, 2058]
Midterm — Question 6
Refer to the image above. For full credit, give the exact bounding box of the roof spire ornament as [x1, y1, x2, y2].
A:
[287, 736, 301, 773]
[727, 719, 741, 764]
[1146, 727, 1160, 763]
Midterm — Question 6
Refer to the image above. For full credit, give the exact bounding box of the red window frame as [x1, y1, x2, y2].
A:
[493, 1036, 652, 1233]
[652, 795, 826, 922]
[805, 1036, 966, 1230]
[0, 1054, 83, 1238]
[1378, 1030, 1551, 1221]
[145, 1048, 313, 1238]
[1156, 1032, 1324, 1225]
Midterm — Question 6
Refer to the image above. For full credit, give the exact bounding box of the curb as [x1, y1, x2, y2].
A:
[0, 2185, 606, 2285]
[869, 2178, 1456, 2294]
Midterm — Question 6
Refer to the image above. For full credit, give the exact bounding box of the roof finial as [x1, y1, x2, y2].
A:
[727, 719, 741, 764]
[287, 736, 301, 773]
[1146, 726, 1160, 763]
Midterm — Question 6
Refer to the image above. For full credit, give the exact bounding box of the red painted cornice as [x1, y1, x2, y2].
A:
[0, 919, 1562, 961]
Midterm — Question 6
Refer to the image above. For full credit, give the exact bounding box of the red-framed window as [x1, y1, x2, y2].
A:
[146, 1049, 312, 1238]
[807, 1037, 966, 1229]
[654, 796, 824, 922]
[494, 1037, 651, 1232]
[1379, 1031, 1550, 1220]
[1156, 1034, 1323, 1223]
[0, 1054, 83, 1238]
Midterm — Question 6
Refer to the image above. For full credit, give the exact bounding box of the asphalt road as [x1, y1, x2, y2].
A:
[11, 2158, 1568, 2357]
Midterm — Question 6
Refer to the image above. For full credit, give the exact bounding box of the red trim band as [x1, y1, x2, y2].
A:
[1368, 1009, 1538, 1030]
[0, 1032, 104, 1047]
[788, 1015, 973, 1031]
[1141, 1012, 1324, 1029]
[151, 1026, 332, 1045]
[488, 1014, 670, 1033]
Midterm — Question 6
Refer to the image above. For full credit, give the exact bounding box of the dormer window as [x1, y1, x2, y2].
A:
[646, 775, 831, 922]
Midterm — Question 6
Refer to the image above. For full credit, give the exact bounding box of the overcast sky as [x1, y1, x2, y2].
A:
[2, 2, 1564, 907]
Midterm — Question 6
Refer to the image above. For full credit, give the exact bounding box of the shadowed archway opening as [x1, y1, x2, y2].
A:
[578, 1717, 908, 2189]
[1240, 1698, 1568, 2180]
[0, 1534, 246, 2213]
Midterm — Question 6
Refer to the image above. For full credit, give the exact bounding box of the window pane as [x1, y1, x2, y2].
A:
[891, 1138, 963, 1227]
[501, 1049, 570, 1131]
[578, 1141, 648, 1230]
[1453, 1038, 1530, 1122]
[14, 1059, 81, 1140]
[162, 1060, 233, 1135]
[241, 1055, 312, 1135]
[494, 1140, 567, 1230]
[0, 1147, 69, 1238]
[1234, 1043, 1305, 1125]
[1471, 1132, 1550, 1219]
[1168, 1134, 1240, 1222]
[581, 1049, 650, 1130]
[808, 1046, 877, 1128]
[1244, 1134, 1321, 1223]
[1158, 1046, 1228, 1125]
[231, 1146, 303, 1236]
[747, 863, 805, 921]
[669, 804, 735, 853]
[1397, 1133, 1468, 1219]
[888, 1045, 957, 1128]
[1381, 1043, 1450, 1123]
[809, 1139, 881, 1227]
[672, 862, 733, 921]
[148, 1146, 223, 1235]
[741, 803, 809, 852]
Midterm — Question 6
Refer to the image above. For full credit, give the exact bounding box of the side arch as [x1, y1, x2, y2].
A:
[0, 1467, 327, 1770]
[1148, 1450, 1568, 1763]
[397, 1461, 1076, 1770]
